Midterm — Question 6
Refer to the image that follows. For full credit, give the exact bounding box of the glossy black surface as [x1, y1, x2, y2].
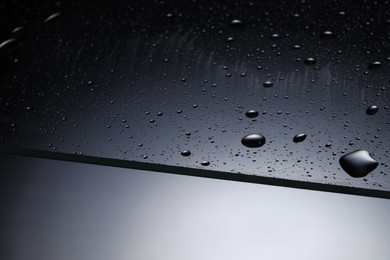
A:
[0, 0, 389, 196]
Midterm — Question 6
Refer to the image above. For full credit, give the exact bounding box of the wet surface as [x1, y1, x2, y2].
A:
[0, 0, 389, 196]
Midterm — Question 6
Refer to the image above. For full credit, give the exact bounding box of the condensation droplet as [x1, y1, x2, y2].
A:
[0, 38, 16, 50]
[304, 58, 316, 65]
[293, 133, 307, 143]
[263, 81, 274, 88]
[245, 110, 259, 118]
[44, 12, 61, 23]
[201, 160, 210, 166]
[241, 134, 266, 148]
[366, 105, 378, 115]
[181, 150, 191, 156]
[320, 31, 334, 37]
[368, 61, 381, 69]
[339, 149, 379, 178]
[230, 19, 242, 25]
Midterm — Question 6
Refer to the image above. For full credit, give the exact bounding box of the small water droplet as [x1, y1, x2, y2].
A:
[181, 150, 191, 156]
[339, 150, 379, 178]
[304, 58, 316, 65]
[320, 31, 334, 37]
[241, 134, 266, 148]
[245, 110, 259, 118]
[230, 19, 242, 25]
[293, 133, 307, 143]
[263, 81, 274, 88]
[226, 37, 234, 42]
[201, 160, 210, 166]
[366, 105, 378, 115]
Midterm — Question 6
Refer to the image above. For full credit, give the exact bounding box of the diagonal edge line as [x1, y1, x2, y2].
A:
[1, 146, 389, 199]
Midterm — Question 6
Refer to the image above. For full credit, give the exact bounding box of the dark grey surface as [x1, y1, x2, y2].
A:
[1, 154, 390, 260]
[0, 0, 389, 194]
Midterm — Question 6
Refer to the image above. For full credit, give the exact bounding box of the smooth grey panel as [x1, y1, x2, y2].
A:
[0, 0, 389, 195]
[1, 154, 390, 260]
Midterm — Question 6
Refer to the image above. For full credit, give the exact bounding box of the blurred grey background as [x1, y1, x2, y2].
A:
[1, 154, 390, 260]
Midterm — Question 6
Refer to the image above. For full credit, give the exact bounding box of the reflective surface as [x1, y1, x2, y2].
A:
[0, 0, 389, 195]
[2, 154, 390, 260]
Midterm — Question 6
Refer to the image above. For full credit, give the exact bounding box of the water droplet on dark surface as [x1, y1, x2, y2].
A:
[181, 150, 191, 156]
[339, 150, 379, 178]
[320, 31, 334, 37]
[263, 81, 274, 88]
[241, 134, 266, 148]
[230, 19, 242, 25]
[245, 110, 259, 118]
[304, 58, 316, 65]
[0, 38, 16, 50]
[293, 133, 307, 143]
[201, 160, 210, 166]
[366, 105, 378, 115]
[11, 26, 23, 34]
[226, 37, 234, 42]
[44, 12, 61, 23]
[368, 61, 381, 69]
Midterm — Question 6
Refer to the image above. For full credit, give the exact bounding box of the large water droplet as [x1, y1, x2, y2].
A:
[201, 160, 210, 166]
[320, 31, 334, 37]
[241, 134, 266, 148]
[0, 38, 16, 50]
[181, 150, 191, 156]
[339, 149, 378, 178]
[293, 133, 307, 143]
[366, 105, 378, 115]
[263, 81, 274, 88]
[44, 12, 61, 23]
[304, 58, 316, 65]
[245, 110, 259, 118]
[368, 61, 381, 69]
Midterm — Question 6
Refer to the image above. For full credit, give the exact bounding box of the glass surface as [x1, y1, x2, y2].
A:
[0, 0, 389, 197]
[2, 154, 390, 260]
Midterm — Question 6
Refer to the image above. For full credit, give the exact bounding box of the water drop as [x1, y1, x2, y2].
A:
[263, 81, 274, 88]
[0, 38, 16, 50]
[368, 61, 381, 69]
[201, 160, 210, 166]
[245, 110, 259, 118]
[230, 19, 242, 25]
[304, 58, 316, 65]
[44, 12, 61, 23]
[12, 26, 23, 34]
[241, 134, 266, 148]
[320, 31, 334, 37]
[293, 133, 307, 143]
[226, 37, 234, 42]
[339, 150, 379, 178]
[181, 150, 191, 156]
[366, 105, 378, 115]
